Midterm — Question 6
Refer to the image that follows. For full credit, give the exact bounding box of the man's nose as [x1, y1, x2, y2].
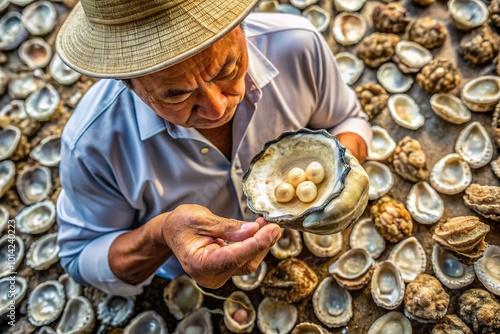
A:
[196, 83, 228, 120]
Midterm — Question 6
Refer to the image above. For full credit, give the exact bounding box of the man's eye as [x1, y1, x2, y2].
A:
[164, 93, 191, 104]
[217, 70, 237, 81]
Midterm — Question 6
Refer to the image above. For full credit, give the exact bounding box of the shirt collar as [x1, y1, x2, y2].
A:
[134, 38, 280, 141]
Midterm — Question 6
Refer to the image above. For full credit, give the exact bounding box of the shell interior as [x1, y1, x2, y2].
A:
[56, 296, 95, 334]
[0, 100, 27, 119]
[332, 12, 367, 46]
[395, 40, 432, 69]
[0, 276, 27, 316]
[0, 125, 21, 160]
[388, 94, 424, 130]
[276, 4, 301, 15]
[335, 52, 364, 85]
[232, 261, 267, 291]
[371, 261, 405, 310]
[58, 273, 82, 299]
[25, 84, 60, 121]
[174, 307, 213, 334]
[26, 232, 59, 270]
[0, 160, 16, 197]
[303, 231, 343, 258]
[363, 161, 394, 200]
[474, 245, 500, 296]
[349, 218, 386, 259]
[377, 63, 414, 94]
[289, 0, 318, 10]
[16, 166, 52, 205]
[49, 54, 81, 85]
[0, 235, 24, 278]
[334, 0, 366, 12]
[30, 135, 61, 167]
[257, 297, 297, 333]
[312, 276, 352, 328]
[367, 311, 412, 334]
[270, 228, 303, 259]
[448, 0, 488, 30]
[18, 38, 52, 69]
[223, 291, 256, 333]
[8, 72, 42, 99]
[388, 237, 427, 282]
[124, 310, 167, 334]
[329, 248, 373, 280]
[97, 295, 135, 327]
[369, 125, 396, 161]
[257, 0, 279, 12]
[430, 93, 471, 124]
[302, 6, 330, 33]
[15, 200, 56, 234]
[27, 280, 65, 326]
[163, 275, 203, 320]
[461, 75, 500, 112]
[21, 1, 57, 36]
[0, 204, 8, 233]
[432, 244, 475, 290]
[430, 153, 472, 195]
[0, 12, 28, 51]
[406, 181, 444, 225]
[455, 121, 493, 169]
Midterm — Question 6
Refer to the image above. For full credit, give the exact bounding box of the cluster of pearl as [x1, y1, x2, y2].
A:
[274, 161, 326, 203]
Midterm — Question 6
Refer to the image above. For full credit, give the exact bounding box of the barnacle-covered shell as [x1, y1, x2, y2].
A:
[406, 181, 444, 225]
[0, 125, 21, 161]
[97, 295, 135, 327]
[270, 228, 302, 259]
[27, 280, 65, 326]
[332, 12, 366, 46]
[223, 291, 256, 333]
[0, 12, 28, 51]
[464, 184, 500, 221]
[369, 125, 396, 161]
[474, 245, 500, 296]
[458, 289, 500, 334]
[371, 195, 413, 243]
[21, 1, 57, 36]
[302, 6, 330, 33]
[16, 165, 52, 205]
[0, 160, 15, 198]
[430, 153, 472, 195]
[349, 218, 385, 259]
[357, 33, 400, 68]
[432, 216, 490, 265]
[432, 244, 475, 290]
[363, 161, 394, 200]
[335, 52, 364, 85]
[18, 38, 52, 69]
[378, 64, 414, 94]
[15, 200, 56, 234]
[0, 235, 24, 278]
[494, 101, 500, 147]
[56, 296, 95, 334]
[257, 297, 297, 334]
[333, 0, 366, 12]
[372, 3, 410, 33]
[354, 84, 388, 121]
[58, 273, 82, 299]
[461, 75, 500, 112]
[491, 0, 500, 27]
[388, 237, 426, 282]
[329, 248, 375, 290]
[368, 311, 412, 334]
[0, 276, 27, 316]
[448, 0, 488, 30]
[26, 232, 59, 270]
[459, 25, 500, 66]
[417, 59, 461, 93]
[432, 314, 472, 334]
[394, 40, 433, 73]
[303, 231, 342, 258]
[430, 93, 471, 124]
[25, 84, 60, 121]
[393, 136, 429, 182]
[232, 261, 267, 291]
[30, 135, 61, 167]
[163, 275, 203, 320]
[261, 258, 318, 303]
[312, 276, 352, 328]
[455, 122, 493, 169]
[123, 310, 167, 334]
[49, 54, 81, 85]
[387, 94, 424, 129]
[408, 17, 448, 49]
[371, 261, 405, 310]
[292, 323, 330, 334]
[404, 273, 449, 323]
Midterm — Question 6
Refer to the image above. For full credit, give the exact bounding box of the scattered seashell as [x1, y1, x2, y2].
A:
[0, 0, 8, 13]
[377, 63, 414, 94]
[232, 261, 267, 291]
[302, 6, 330, 33]
[363, 160, 394, 200]
[491, 0, 500, 28]
[0, 235, 24, 278]
[349, 218, 385, 259]
[357, 33, 400, 68]
[369, 125, 396, 161]
[432, 244, 475, 290]
[270, 228, 302, 259]
[406, 181, 444, 225]
[21, 1, 57, 36]
[455, 122, 493, 169]
[371, 195, 413, 243]
[371, 261, 405, 310]
[329, 248, 375, 290]
[49, 53, 81, 85]
[58, 273, 82, 299]
[56, 296, 95, 334]
[387, 94, 424, 129]
[0, 12, 28, 51]
[8, 71, 43, 99]
[10, 0, 35, 5]
[0, 204, 8, 234]
[408, 17, 448, 49]
[29, 135, 61, 167]
[18, 38, 52, 69]
[354, 84, 388, 121]
[431, 314, 472, 334]
[394, 40, 433, 72]
[404, 273, 449, 323]
[388, 236, 427, 282]
[25, 84, 61, 121]
[430, 153, 472, 195]
[458, 289, 500, 333]
[332, 12, 366, 46]
[463, 184, 500, 221]
[292, 322, 329, 334]
[417, 58, 461, 93]
[37, 327, 57, 334]
[16, 165, 52, 205]
[0, 66, 6, 95]
[312, 276, 352, 328]
[461, 75, 500, 112]
[372, 3, 411, 33]
[15, 200, 56, 234]
[492, 158, 500, 179]
[333, 0, 366, 12]
[27, 280, 65, 326]
[430, 93, 471, 124]
[258, 297, 297, 334]
[335, 52, 364, 85]
[0, 99, 27, 120]
[97, 295, 135, 327]
[0, 276, 27, 316]
[448, 0, 489, 30]
[493, 101, 500, 148]
[0, 125, 21, 161]
[223, 291, 256, 333]
[0, 160, 16, 198]
[368, 311, 412, 334]
[26, 232, 59, 270]
[163, 275, 203, 320]
[123, 310, 167, 334]
[474, 245, 500, 296]
[289, 0, 318, 10]
[256, 0, 278, 12]
[303, 231, 343, 258]
[276, 4, 301, 15]
[459, 25, 499, 66]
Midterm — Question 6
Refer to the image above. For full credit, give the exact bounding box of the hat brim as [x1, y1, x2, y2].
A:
[56, 0, 259, 79]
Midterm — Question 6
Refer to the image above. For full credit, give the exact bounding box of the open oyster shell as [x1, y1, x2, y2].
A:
[363, 161, 394, 200]
[163, 275, 203, 320]
[404, 273, 449, 323]
[430, 153, 472, 195]
[393, 40, 433, 73]
[371, 261, 405, 310]
[0, 276, 27, 316]
[97, 295, 135, 327]
[256, 0, 279, 12]
[349, 218, 385, 259]
[377, 63, 414, 94]
[16, 165, 52, 205]
[432, 244, 475, 290]
[8, 71, 43, 99]
[174, 307, 213, 334]
[0, 160, 15, 198]
[257, 297, 297, 334]
[313, 276, 352, 329]
[388, 237, 427, 282]
[58, 273, 82, 299]
[430, 93, 471, 124]
[56, 296, 95, 334]
[0, 12, 28, 51]
[474, 245, 500, 296]
[406, 181, 444, 225]
[29, 134, 61, 167]
[333, 0, 366, 12]
[232, 261, 267, 291]
[388, 94, 424, 130]
[0, 125, 21, 161]
[223, 291, 256, 333]
[332, 12, 366, 46]
[243, 129, 368, 235]
[289, 0, 318, 10]
[303, 231, 342, 258]
[369, 125, 395, 161]
[26, 232, 59, 270]
[25, 84, 61, 121]
[302, 6, 330, 33]
[21, 0, 57, 36]
[463, 184, 500, 221]
[49, 54, 81, 86]
[0, 235, 24, 278]
[455, 122, 493, 169]
[123, 310, 167, 334]
[18, 38, 52, 69]
[27, 280, 65, 326]
[335, 52, 364, 85]
[270, 228, 302, 259]
[292, 323, 330, 334]
[448, 0, 488, 30]
[329, 248, 374, 290]
[461, 75, 500, 112]
[368, 311, 412, 334]
[15, 200, 56, 234]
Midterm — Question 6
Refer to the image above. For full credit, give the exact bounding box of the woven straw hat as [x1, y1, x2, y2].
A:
[56, 0, 259, 79]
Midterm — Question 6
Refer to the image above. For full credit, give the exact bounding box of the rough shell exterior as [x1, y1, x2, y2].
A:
[489, 0, 500, 28]
[414, 0, 435, 5]
[417, 58, 461, 93]
[392, 136, 429, 183]
[372, 3, 410, 33]
[459, 25, 500, 66]
[404, 273, 449, 322]
[458, 289, 500, 334]
[292, 322, 330, 334]
[333, 259, 375, 291]
[260, 258, 318, 303]
[432, 216, 490, 265]
[354, 84, 388, 120]
[357, 33, 400, 68]
[408, 17, 448, 49]
[432, 315, 472, 334]
[463, 184, 500, 221]
[370, 195, 413, 243]
[492, 158, 500, 179]
[493, 101, 500, 148]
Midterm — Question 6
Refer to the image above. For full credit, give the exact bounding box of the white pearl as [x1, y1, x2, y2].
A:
[306, 161, 325, 184]
[274, 182, 295, 203]
[296, 181, 318, 203]
[287, 167, 306, 188]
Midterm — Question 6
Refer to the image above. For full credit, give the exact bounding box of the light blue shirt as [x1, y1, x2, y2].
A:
[56, 13, 371, 296]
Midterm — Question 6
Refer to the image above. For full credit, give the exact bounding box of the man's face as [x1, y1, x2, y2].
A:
[131, 26, 248, 130]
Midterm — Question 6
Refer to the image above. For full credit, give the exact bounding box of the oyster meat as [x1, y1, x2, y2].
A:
[408, 17, 448, 49]
[430, 153, 472, 195]
[388, 236, 427, 282]
[432, 314, 473, 334]
[417, 58, 461, 93]
[459, 25, 499, 66]
[463, 184, 500, 221]
[406, 181, 444, 225]
[458, 289, 500, 334]
[332, 12, 366, 46]
[368, 311, 412, 334]
[474, 245, 500, 296]
[372, 3, 410, 33]
[404, 273, 449, 323]
[461, 75, 500, 112]
[432, 244, 475, 290]
[371, 261, 405, 310]
[349, 218, 386, 259]
[363, 160, 394, 200]
[354, 84, 388, 121]
[312, 276, 352, 329]
[329, 248, 375, 290]
[371, 195, 413, 243]
[357, 33, 400, 68]
[430, 93, 471, 124]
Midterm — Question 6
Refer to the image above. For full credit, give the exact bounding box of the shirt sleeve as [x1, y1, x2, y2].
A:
[56, 139, 154, 296]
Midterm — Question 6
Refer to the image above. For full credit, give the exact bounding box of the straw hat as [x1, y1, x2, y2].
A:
[56, 0, 260, 79]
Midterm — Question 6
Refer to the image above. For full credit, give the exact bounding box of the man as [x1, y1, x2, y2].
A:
[55, 0, 371, 296]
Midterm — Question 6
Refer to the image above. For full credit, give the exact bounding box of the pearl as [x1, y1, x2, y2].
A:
[287, 167, 306, 188]
[274, 182, 295, 203]
[306, 161, 325, 184]
[296, 181, 318, 203]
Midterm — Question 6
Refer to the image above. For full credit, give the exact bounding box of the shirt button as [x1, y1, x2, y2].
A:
[201, 147, 210, 154]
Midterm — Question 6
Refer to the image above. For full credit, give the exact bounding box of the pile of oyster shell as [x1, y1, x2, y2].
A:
[1, 0, 500, 333]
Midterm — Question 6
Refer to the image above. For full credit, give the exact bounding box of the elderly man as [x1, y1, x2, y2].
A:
[55, 0, 371, 296]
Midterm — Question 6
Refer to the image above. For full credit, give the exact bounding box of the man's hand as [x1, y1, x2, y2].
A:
[336, 132, 368, 163]
[161, 204, 281, 289]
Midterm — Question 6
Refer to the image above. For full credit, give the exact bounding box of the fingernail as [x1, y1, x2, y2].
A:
[271, 227, 281, 240]
[241, 222, 257, 230]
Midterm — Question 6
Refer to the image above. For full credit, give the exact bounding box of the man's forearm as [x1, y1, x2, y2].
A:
[109, 214, 172, 285]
